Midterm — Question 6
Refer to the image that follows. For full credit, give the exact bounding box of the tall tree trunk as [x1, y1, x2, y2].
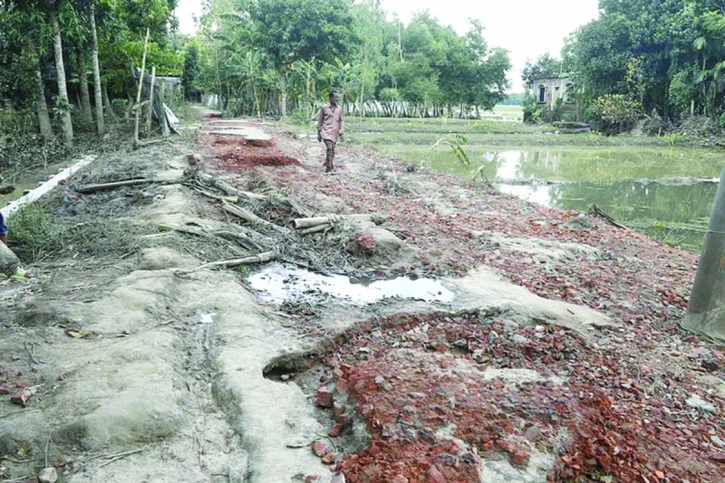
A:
[103, 82, 117, 121]
[359, 77, 366, 118]
[214, 41, 222, 109]
[77, 49, 93, 125]
[50, 10, 73, 145]
[279, 69, 288, 117]
[90, 2, 104, 133]
[33, 58, 53, 144]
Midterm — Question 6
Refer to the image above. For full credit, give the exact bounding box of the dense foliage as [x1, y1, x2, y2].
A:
[195, 0, 511, 118]
[0, 0, 180, 156]
[9, 0, 725, 145]
[564, 0, 725, 124]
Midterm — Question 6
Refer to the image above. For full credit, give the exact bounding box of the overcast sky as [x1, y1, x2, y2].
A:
[175, 0, 600, 92]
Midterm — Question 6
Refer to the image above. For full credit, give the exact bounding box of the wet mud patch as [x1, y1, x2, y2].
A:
[248, 263, 454, 306]
[281, 311, 724, 482]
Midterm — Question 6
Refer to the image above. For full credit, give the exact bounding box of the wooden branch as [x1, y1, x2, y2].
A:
[192, 187, 239, 203]
[195, 251, 277, 270]
[76, 179, 154, 194]
[160, 223, 263, 251]
[215, 230, 263, 251]
[195, 172, 265, 200]
[588, 203, 628, 230]
[292, 214, 380, 229]
[222, 202, 287, 233]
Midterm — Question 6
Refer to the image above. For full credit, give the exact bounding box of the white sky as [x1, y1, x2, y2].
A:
[175, 0, 600, 92]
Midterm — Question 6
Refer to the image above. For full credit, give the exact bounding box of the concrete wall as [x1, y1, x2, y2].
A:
[533, 77, 574, 110]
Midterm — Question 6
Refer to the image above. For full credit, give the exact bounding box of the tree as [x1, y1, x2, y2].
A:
[563, 0, 725, 121]
[182, 43, 200, 101]
[48, 1, 74, 144]
[352, 0, 385, 116]
[0, 2, 54, 143]
[89, 1, 104, 133]
[248, 0, 357, 116]
[521, 53, 562, 88]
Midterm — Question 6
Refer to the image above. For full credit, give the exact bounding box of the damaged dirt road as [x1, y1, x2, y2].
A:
[0, 111, 724, 483]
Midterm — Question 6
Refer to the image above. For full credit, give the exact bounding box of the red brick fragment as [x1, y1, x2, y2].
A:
[316, 386, 334, 408]
[428, 464, 446, 483]
[311, 441, 330, 457]
[328, 423, 344, 438]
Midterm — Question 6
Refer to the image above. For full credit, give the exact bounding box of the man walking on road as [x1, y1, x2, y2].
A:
[317, 91, 344, 173]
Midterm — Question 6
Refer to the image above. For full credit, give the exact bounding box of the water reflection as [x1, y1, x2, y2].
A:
[430, 148, 722, 252]
[248, 263, 455, 305]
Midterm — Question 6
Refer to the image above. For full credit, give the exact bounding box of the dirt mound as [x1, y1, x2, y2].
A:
[0, 242, 19, 275]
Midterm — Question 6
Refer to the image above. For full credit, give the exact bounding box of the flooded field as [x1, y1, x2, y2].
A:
[347, 118, 723, 252]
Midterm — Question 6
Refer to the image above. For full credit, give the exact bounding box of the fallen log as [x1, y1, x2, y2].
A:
[222, 202, 288, 233]
[291, 213, 381, 229]
[195, 251, 277, 270]
[76, 178, 155, 194]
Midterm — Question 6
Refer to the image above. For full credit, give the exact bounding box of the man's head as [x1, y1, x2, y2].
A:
[329, 91, 340, 106]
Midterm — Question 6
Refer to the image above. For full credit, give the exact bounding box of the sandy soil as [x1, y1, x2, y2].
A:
[0, 112, 723, 483]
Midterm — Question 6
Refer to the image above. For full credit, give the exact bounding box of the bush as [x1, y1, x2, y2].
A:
[590, 94, 642, 135]
[521, 89, 539, 123]
[677, 115, 722, 139]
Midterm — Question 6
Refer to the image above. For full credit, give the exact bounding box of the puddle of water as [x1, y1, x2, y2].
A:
[248, 263, 455, 305]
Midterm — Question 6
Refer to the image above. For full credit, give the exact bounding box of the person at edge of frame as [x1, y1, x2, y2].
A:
[0, 212, 6, 245]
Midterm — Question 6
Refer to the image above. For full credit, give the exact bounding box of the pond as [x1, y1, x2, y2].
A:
[353, 141, 724, 253]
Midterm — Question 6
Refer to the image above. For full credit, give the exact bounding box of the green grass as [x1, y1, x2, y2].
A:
[344, 114, 689, 148]
[489, 105, 524, 121]
[348, 130, 676, 148]
[345, 117, 553, 135]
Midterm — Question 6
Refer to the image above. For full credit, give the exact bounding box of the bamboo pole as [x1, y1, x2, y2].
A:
[291, 214, 379, 229]
[146, 66, 156, 133]
[76, 179, 153, 194]
[299, 225, 328, 235]
[160, 79, 170, 136]
[133, 28, 150, 148]
[292, 217, 330, 229]
[222, 202, 287, 233]
[195, 172, 265, 200]
[194, 251, 277, 270]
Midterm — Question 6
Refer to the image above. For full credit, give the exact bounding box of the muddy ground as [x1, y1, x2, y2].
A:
[0, 110, 723, 483]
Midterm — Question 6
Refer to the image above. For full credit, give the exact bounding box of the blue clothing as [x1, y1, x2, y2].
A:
[0, 212, 6, 235]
